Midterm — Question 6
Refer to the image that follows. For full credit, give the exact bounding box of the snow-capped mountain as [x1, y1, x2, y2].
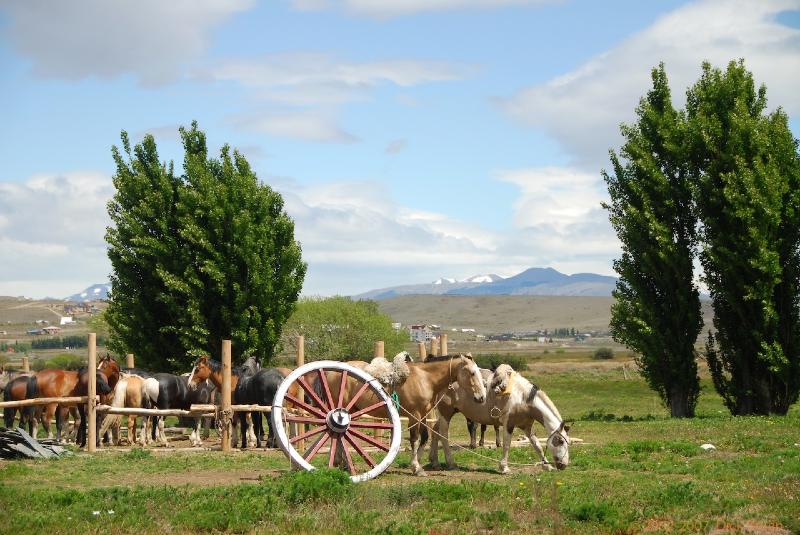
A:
[65, 284, 111, 302]
[354, 268, 616, 300]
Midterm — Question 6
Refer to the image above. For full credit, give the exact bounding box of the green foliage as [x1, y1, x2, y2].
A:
[30, 335, 106, 350]
[43, 353, 86, 370]
[473, 353, 529, 371]
[105, 123, 306, 371]
[272, 468, 352, 504]
[603, 63, 702, 418]
[687, 60, 800, 415]
[281, 296, 407, 361]
[593, 347, 615, 360]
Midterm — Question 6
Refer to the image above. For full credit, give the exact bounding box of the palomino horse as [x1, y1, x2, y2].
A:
[99, 374, 152, 445]
[25, 367, 113, 446]
[466, 369, 500, 449]
[320, 353, 487, 476]
[429, 363, 571, 473]
[188, 356, 285, 449]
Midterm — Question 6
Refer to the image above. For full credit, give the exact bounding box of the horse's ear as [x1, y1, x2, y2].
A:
[563, 420, 573, 433]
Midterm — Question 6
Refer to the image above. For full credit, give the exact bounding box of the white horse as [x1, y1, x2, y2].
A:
[429, 364, 571, 473]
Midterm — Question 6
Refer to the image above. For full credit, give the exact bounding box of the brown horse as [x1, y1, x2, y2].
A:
[26, 367, 113, 445]
[98, 354, 121, 389]
[321, 354, 487, 476]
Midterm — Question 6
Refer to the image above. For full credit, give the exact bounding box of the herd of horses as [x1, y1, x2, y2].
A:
[1, 351, 571, 475]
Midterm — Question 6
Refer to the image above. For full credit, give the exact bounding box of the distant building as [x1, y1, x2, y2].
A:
[409, 324, 433, 342]
[391, 322, 402, 331]
[41, 326, 61, 335]
[60, 316, 75, 326]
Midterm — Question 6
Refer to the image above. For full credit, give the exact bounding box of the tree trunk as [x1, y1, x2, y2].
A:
[668, 389, 694, 418]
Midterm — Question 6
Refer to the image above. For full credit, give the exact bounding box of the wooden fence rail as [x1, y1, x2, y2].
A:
[0, 396, 95, 409]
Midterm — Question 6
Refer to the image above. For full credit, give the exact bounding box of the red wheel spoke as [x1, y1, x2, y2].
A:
[345, 381, 371, 411]
[296, 376, 329, 412]
[349, 400, 388, 419]
[348, 428, 389, 451]
[284, 393, 328, 419]
[304, 431, 331, 462]
[343, 433, 376, 468]
[340, 437, 356, 474]
[349, 421, 393, 430]
[283, 415, 326, 425]
[327, 433, 339, 468]
[337, 370, 348, 408]
[317, 369, 336, 410]
[290, 425, 327, 444]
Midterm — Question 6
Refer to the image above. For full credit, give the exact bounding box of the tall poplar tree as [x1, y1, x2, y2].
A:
[604, 64, 703, 417]
[687, 61, 800, 415]
[106, 123, 307, 371]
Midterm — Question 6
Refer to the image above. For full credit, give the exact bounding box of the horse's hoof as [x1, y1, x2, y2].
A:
[414, 470, 428, 477]
[499, 465, 510, 474]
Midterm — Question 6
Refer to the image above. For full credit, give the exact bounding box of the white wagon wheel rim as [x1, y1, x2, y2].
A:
[271, 360, 402, 483]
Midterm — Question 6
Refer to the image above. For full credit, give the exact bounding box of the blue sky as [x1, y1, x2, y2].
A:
[0, 0, 798, 299]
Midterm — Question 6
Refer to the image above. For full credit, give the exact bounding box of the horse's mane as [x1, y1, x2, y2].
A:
[200, 358, 241, 376]
[536, 388, 563, 421]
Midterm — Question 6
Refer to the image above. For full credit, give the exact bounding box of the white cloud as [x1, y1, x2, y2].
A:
[500, 0, 800, 168]
[231, 110, 359, 144]
[0, 172, 113, 298]
[1, 0, 253, 85]
[290, 0, 558, 18]
[385, 139, 408, 154]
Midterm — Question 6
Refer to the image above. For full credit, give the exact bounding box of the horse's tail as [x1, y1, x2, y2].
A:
[3, 379, 17, 427]
[23, 375, 39, 423]
[99, 377, 127, 437]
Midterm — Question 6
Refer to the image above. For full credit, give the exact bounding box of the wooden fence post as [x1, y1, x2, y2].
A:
[296, 335, 305, 367]
[373, 341, 384, 358]
[440, 333, 448, 356]
[22, 356, 30, 373]
[221, 340, 232, 453]
[126, 353, 135, 369]
[431, 337, 440, 357]
[87, 333, 97, 453]
[417, 341, 426, 361]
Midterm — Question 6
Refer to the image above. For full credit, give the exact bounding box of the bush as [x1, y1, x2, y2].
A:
[473, 353, 530, 371]
[273, 468, 353, 505]
[593, 347, 615, 360]
[43, 353, 85, 370]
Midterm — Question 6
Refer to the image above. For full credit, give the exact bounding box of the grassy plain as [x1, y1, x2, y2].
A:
[1, 354, 798, 534]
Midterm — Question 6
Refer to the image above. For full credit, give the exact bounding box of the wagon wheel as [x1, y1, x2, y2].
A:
[272, 360, 402, 483]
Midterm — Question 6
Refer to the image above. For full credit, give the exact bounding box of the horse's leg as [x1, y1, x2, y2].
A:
[428, 417, 441, 469]
[409, 420, 426, 476]
[479, 424, 487, 447]
[499, 423, 513, 474]
[440, 416, 457, 469]
[523, 425, 553, 470]
[239, 412, 248, 450]
[127, 416, 135, 446]
[466, 419, 477, 449]
[254, 412, 263, 449]
[494, 425, 501, 447]
[54, 405, 63, 443]
[246, 413, 256, 448]
[158, 417, 169, 447]
[76, 405, 86, 448]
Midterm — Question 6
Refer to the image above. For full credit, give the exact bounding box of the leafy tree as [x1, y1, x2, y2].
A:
[281, 297, 407, 361]
[106, 122, 306, 371]
[604, 64, 703, 417]
[687, 60, 800, 415]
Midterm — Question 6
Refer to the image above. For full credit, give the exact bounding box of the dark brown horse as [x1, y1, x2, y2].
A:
[26, 367, 113, 445]
[3, 375, 41, 434]
[98, 354, 121, 389]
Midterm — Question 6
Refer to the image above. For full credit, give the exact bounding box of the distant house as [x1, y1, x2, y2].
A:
[409, 324, 433, 342]
[460, 328, 476, 333]
[34, 319, 50, 325]
[59, 316, 75, 326]
[41, 326, 62, 335]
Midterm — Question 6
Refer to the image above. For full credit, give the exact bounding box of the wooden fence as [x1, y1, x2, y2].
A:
[0, 331, 446, 453]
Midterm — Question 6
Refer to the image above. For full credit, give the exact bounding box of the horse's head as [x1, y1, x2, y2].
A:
[238, 355, 261, 376]
[489, 364, 515, 395]
[456, 353, 486, 403]
[188, 356, 213, 389]
[547, 420, 572, 470]
[98, 354, 120, 386]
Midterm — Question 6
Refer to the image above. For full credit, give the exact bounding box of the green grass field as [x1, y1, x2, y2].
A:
[1, 367, 798, 534]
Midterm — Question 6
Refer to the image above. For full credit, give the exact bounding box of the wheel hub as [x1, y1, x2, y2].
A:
[326, 408, 351, 433]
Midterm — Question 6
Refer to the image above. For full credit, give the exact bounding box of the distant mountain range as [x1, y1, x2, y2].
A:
[65, 284, 111, 302]
[354, 267, 618, 300]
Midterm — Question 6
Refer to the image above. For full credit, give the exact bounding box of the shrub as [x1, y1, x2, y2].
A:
[593, 347, 615, 360]
[44, 353, 85, 370]
[473, 353, 530, 371]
